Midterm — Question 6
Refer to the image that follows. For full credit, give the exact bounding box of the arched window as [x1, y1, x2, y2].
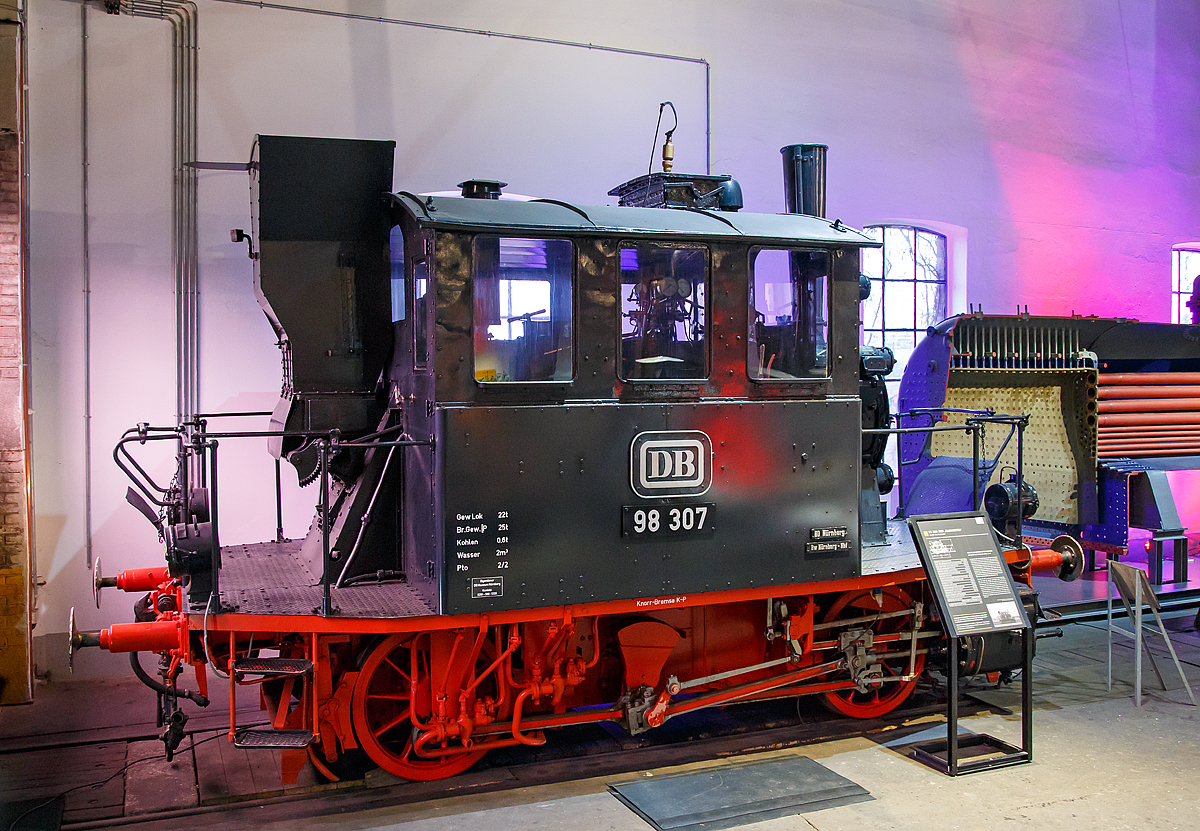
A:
[859, 225, 948, 397]
[1171, 244, 1200, 324]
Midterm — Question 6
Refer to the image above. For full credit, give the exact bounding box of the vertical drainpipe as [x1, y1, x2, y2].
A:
[17, 0, 36, 689]
[122, 0, 199, 427]
[174, 2, 198, 428]
[78, 1, 198, 575]
[80, 3, 92, 569]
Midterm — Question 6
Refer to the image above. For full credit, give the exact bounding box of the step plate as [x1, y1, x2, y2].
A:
[233, 729, 315, 749]
[232, 657, 313, 676]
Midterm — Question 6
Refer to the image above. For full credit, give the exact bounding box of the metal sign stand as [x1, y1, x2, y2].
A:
[1107, 560, 1196, 707]
[907, 512, 1034, 775]
[910, 627, 1033, 775]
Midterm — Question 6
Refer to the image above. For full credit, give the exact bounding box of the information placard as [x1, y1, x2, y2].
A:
[907, 512, 1030, 638]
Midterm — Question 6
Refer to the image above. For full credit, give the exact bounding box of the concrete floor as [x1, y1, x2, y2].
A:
[2, 615, 1199, 830]
[274, 695, 1200, 831]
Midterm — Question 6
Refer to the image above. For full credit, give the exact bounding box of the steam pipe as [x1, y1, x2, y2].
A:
[1099, 411, 1200, 427]
[1101, 425, 1200, 434]
[1098, 385, 1200, 399]
[1099, 441, 1200, 455]
[510, 686, 548, 746]
[1098, 398, 1200, 412]
[335, 444, 398, 587]
[463, 626, 520, 699]
[410, 726, 525, 759]
[1101, 372, 1200, 385]
[1098, 435, 1200, 444]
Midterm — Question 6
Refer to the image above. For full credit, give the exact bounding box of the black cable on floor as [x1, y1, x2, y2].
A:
[5, 723, 268, 831]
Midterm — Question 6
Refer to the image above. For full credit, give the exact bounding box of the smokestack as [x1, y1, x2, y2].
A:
[780, 144, 828, 218]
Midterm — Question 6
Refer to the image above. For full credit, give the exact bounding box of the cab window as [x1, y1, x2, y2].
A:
[389, 225, 405, 323]
[748, 248, 829, 380]
[413, 259, 429, 368]
[619, 243, 708, 380]
[473, 236, 574, 383]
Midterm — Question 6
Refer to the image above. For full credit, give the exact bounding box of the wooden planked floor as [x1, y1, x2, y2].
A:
[0, 741, 126, 823]
[192, 729, 320, 803]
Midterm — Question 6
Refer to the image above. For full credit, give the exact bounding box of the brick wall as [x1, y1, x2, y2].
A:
[0, 127, 30, 705]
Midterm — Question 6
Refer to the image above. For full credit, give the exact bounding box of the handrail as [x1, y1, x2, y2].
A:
[113, 427, 185, 507]
[878, 410, 1030, 522]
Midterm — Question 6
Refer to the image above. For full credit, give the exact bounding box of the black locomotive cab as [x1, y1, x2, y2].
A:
[377, 188, 876, 615]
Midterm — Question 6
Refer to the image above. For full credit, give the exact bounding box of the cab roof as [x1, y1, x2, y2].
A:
[390, 192, 878, 248]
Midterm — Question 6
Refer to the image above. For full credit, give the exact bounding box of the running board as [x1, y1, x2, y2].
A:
[232, 657, 313, 677]
[234, 729, 315, 749]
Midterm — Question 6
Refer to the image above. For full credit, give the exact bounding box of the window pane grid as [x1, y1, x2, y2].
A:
[860, 223, 949, 398]
[1173, 247, 1200, 325]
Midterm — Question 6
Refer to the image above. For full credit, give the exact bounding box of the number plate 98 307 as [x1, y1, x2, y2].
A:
[622, 504, 715, 538]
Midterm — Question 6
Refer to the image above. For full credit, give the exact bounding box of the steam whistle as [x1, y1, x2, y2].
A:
[651, 101, 678, 174]
[659, 101, 677, 173]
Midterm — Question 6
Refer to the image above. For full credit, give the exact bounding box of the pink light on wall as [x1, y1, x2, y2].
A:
[945, 2, 1200, 534]
[946, 3, 1200, 322]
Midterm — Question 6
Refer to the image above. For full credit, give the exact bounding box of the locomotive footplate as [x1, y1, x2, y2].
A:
[211, 541, 435, 618]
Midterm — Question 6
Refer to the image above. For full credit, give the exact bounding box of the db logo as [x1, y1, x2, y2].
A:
[630, 431, 712, 498]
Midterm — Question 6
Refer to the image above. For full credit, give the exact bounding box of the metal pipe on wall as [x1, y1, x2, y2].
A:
[209, 0, 713, 172]
[75, 0, 198, 571]
[123, 0, 199, 426]
[11, 0, 36, 698]
[80, 2, 93, 569]
[70, 0, 703, 572]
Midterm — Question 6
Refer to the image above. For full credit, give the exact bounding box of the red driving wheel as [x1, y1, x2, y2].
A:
[351, 633, 487, 781]
[821, 585, 925, 718]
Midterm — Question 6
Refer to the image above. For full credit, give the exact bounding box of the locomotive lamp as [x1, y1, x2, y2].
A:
[984, 474, 1040, 538]
[230, 228, 257, 260]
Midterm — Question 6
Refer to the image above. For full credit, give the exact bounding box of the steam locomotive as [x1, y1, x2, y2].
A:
[72, 136, 1079, 783]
